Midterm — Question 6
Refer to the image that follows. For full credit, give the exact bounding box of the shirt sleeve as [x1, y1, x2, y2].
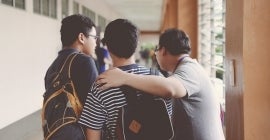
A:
[78, 85, 107, 130]
[172, 62, 200, 97]
[72, 55, 98, 104]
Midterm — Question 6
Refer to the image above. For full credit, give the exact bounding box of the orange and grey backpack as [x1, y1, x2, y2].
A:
[41, 53, 86, 140]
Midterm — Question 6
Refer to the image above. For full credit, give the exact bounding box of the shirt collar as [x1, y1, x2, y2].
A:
[58, 48, 80, 55]
[118, 64, 138, 71]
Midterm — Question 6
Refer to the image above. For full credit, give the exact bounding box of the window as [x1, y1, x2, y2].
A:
[33, 0, 57, 19]
[42, 0, 49, 16]
[62, 0, 69, 18]
[73, 1, 79, 14]
[97, 15, 106, 32]
[82, 6, 95, 23]
[198, 0, 226, 124]
[50, 0, 57, 18]
[15, 0, 24, 9]
[2, 0, 25, 10]
[2, 0, 13, 6]
[33, 0, 41, 13]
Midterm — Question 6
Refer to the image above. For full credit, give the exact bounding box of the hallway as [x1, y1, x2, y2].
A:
[0, 0, 270, 139]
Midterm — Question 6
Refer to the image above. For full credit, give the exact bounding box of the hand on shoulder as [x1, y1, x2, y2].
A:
[96, 68, 129, 90]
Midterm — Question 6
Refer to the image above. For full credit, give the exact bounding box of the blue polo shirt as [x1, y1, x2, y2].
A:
[45, 48, 98, 104]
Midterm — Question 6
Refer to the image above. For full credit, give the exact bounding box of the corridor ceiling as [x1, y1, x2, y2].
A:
[103, 0, 164, 32]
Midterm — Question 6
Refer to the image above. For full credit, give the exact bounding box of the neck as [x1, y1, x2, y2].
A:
[178, 54, 189, 61]
[63, 46, 80, 51]
[167, 54, 189, 72]
[111, 55, 136, 67]
[64, 42, 82, 52]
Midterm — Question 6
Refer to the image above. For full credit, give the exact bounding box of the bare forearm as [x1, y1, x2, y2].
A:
[97, 68, 186, 98]
[86, 128, 101, 140]
[123, 73, 185, 98]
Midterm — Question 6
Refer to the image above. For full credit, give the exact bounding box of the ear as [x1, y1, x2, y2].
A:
[161, 47, 167, 56]
[78, 33, 85, 44]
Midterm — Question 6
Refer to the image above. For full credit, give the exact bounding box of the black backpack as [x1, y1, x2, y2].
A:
[116, 69, 174, 140]
[42, 53, 86, 140]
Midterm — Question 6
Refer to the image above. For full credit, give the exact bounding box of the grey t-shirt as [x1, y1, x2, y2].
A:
[172, 57, 225, 140]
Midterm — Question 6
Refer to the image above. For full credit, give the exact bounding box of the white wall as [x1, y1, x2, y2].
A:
[0, 0, 120, 129]
[76, 0, 122, 21]
[139, 34, 159, 45]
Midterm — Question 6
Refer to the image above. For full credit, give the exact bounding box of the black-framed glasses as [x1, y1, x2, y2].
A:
[87, 34, 99, 40]
[155, 45, 160, 52]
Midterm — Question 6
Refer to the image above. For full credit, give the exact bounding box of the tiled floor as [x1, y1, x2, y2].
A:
[0, 110, 43, 140]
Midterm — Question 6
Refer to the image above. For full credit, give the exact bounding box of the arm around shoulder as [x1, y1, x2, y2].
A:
[122, 73, 187, 98]
[86, 128, 101, 140]
[97, 68, 187, 98]
[166, 76, 187, 98]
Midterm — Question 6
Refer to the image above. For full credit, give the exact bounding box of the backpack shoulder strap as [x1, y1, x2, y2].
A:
[51, 53, 78, 84]
[123, 68, 160, 105]
[60, 53, 78, 79]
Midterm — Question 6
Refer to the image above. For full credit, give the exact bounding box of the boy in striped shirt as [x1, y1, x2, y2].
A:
[78, 19, 171, 140]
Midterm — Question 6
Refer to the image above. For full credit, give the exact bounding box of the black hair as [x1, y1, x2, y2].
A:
[60, 14, 96, 47]
[102, 19, 138, 58]
[159, 28, 191, 55]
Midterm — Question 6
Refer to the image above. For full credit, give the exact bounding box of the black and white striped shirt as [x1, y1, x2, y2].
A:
[78, 64, 172, 139]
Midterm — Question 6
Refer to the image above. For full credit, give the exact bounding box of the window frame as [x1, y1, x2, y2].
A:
[1, 0, 25, 10]
[198, 0, 226, 111]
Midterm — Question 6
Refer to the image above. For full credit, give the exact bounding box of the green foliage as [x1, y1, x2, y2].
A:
[215, 46, 223, 53]
[141, 43, 155, 50]
[215, 64, 224, 80]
